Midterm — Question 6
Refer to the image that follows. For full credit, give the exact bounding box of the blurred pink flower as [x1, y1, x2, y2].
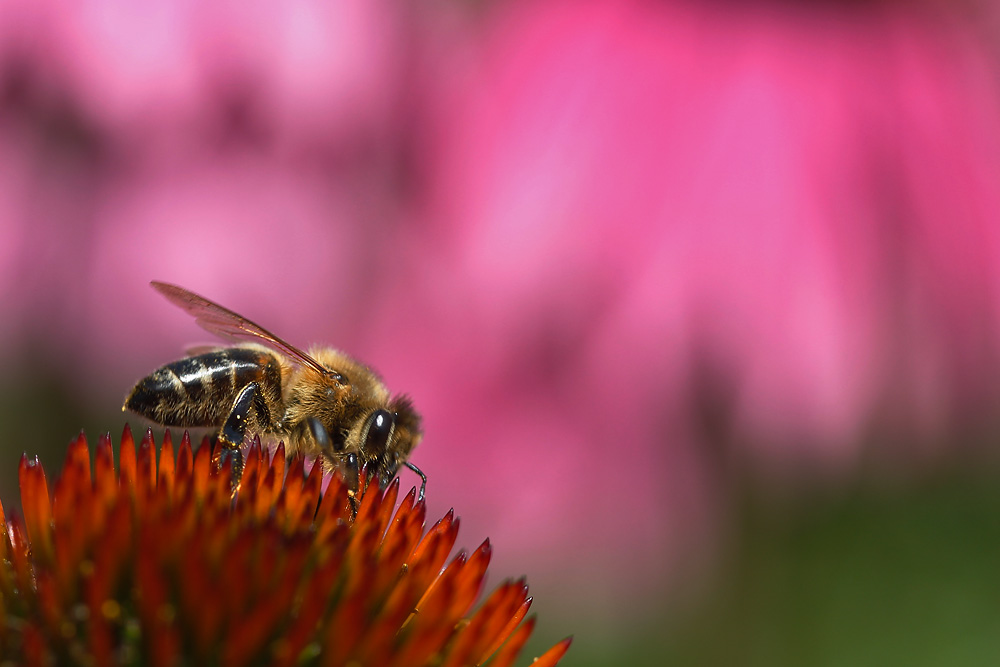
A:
[0, 0, 422, 383]
[81, 156, 375, 381]
[427, 0, 1000, 457]
[411, 0, 1000, 596]
[0, 0, 404, 151]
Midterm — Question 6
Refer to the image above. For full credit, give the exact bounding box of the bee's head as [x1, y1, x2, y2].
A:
[358, 397, 422, 489]
[307, 396, 422, 491]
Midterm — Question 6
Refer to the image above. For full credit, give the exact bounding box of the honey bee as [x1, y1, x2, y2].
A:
[123, 282, 425, 500]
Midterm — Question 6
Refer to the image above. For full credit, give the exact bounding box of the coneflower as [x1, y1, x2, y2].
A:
[0, 426, 571, 666]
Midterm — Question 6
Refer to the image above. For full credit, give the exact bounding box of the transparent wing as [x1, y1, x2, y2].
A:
[151, 281, 331, 377]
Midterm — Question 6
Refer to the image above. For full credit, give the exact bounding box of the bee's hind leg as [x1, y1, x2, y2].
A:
[218, 382, 269, 490]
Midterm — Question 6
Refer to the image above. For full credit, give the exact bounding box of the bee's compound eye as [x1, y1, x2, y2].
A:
[364, 409, 395, 455]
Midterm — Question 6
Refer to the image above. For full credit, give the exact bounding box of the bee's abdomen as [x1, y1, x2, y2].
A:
[124, 348, 282, 427]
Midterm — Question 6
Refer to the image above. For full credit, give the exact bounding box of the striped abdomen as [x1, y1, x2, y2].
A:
[124, 348, 283, 428]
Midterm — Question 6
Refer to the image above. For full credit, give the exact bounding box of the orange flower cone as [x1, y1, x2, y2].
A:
[0, 426, 571, 666]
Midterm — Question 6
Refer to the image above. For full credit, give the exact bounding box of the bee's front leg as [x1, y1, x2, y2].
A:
[218, 382, 269, 489]
[306, 417, 359, 518]
[344, 452, 360, 519]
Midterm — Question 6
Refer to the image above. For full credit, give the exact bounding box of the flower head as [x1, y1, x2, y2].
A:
[0, 426, 571, 666]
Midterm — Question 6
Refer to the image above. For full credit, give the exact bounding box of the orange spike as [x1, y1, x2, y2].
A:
[354, 479, 384, 529]
[390, 487, 417, 535]
[373, 528, 411, 588]
[478, 592, 533, 663]
[322, 588, 368, 665]
[285, 453, 305, 482]
[353, 582, 415, 666]
[0, 502, 8, 604]
[177, 533, 223, 656]
[257, 465, 278, 517]
[449, 538, 492, 617]
[235, 466, 259, 522]
[94, 433, 117, 507]
[315, 476, 351, 536]
[531, 636, 573, 667]
[177, 432, 194, 481]
[410, 513, 460, 597]
[344, 521, 384, 582]
[192, 441, 211, 498]
[264, 443, 286, 505]
[222, 540, 307, 667]
[55, 435, 91, 525]
[401, 497, 428, 554]
[379, 490, 424, 571]
[484, 616, 537, 667]
[119, 425, 137, 491]
[7, 520, 33, 601]
[214, 449, 233, 488]
[272, 560, 340, 667]
[402, 530, 446, 603]
[259, 443, 272, 472]
[440, 570, 522, 667]
[451, 579, 530, 667]
[300, 459, 323, 516]
[282, 472, 320, 534]
[379, 497, 428, 582]
[373, 478, 400, 542]
[279, 456, 306, 530]
[411, 508, 454, 565]
[136, 435, 154, 512]
[66, 432, 91, 487]
[416, 548, 467, 616]
[51, 468, 76, 535]
[270, 443, 286, 490]
[240, 442, 261, 497]
[159, 430, 176, 497]
[394, 573, 459, 666]
[19, 455, 53, 563]
[136, 546, 177, 667]
[138, 428, 156, 493]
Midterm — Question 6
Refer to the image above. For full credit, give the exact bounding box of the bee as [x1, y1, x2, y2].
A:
[123, 281, 425, 500]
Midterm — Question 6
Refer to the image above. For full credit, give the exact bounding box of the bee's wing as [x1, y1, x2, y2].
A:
[151, 281, 332, 377]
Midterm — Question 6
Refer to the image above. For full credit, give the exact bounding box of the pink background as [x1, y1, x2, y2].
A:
[3, 0, 1000, 660]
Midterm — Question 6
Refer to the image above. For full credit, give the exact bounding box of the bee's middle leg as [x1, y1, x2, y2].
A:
[219, 382, 270, 487]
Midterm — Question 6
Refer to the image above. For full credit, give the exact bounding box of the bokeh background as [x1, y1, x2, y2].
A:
[3, 0, 1000, 664]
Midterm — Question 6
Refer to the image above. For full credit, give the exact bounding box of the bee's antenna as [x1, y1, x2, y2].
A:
[404, 461, 427, 504]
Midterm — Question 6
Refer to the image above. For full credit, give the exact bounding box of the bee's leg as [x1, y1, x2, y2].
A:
[219, 382, 269, 489]
[404, 461, 427, 504]
[308, 417, 359, 516]
[344, 452, 360, 519]
[308, 417, 344, 458]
